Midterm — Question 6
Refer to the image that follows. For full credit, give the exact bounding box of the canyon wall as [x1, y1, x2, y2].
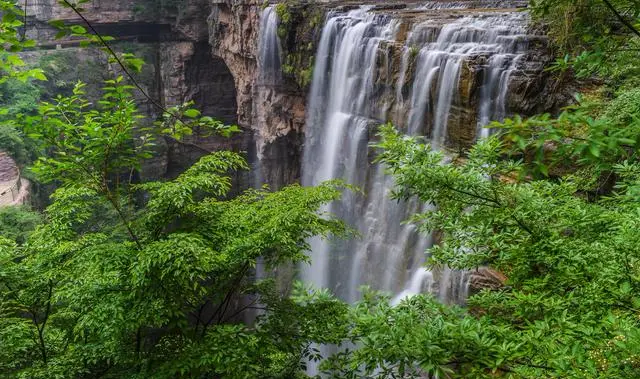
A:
[24, 0, 249, 183]
[24, 0, 312, 187]
[22, 0, 565, 188]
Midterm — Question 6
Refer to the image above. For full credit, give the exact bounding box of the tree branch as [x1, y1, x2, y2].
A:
[601, 0, 640, 38]
[60, 0, 167, 114]
[30, 279, 54, 365]
[201, 263, 250, 336]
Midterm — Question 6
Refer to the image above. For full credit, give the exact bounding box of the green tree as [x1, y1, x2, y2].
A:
[0, 78, 353, 378]
[316, 122, 640, 378]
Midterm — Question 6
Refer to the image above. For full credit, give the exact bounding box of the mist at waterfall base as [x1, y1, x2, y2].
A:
[257, 5, 528, 305]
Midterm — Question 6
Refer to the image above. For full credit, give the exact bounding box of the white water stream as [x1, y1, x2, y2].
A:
[299, 6, 529, 304]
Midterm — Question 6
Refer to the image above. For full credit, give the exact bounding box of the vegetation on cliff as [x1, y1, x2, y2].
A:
[274, 1, 321, 89]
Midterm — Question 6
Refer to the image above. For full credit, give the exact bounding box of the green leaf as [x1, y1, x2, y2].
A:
[30, 69, 47, 81]
[183, 109, 200, 118]
[49, 19, 66, 29]
[70, 25, 87, 34]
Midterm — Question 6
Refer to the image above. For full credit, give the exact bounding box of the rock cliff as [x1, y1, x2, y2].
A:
[22, 0, 565, 188]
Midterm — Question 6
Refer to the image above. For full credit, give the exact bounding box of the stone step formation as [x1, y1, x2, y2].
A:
[0, 152, 18, 183]
[0, 151, 23, 206]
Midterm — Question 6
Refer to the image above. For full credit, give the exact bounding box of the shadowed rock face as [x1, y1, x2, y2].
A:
[24, 0, 252, 184]
[25, 0, 211, 41]
[186, 43, 238, 125]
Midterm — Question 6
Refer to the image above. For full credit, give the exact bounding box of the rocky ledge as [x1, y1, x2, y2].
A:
[0, 152, 28, 206]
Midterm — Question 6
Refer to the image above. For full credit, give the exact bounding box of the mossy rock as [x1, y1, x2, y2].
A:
[273, 1, 324, 90]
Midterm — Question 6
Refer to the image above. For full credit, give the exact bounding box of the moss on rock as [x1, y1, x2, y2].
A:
[274, 1, 324, 90]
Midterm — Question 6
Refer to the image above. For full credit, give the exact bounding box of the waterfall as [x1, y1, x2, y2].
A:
[301, 6, 530, 303]
[301, 8, 400, 299]
[253, 5, 284, 189]
[251, 5, 284, 305]
[257, 5, 282, 85]
[405, 14, 528, 145]
[472, 14, 528, 138]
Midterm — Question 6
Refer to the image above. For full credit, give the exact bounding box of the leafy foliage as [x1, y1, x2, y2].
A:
[533, 0, 640, 84]
[0, 77, 41, 119]
[0, 206, 41, 244]
[0, 80, 349, 378]
[0, 0, 56, 164]
[493, 93, 638, 180]
[315, 124, 640, 378]
[0, 3, 46, 83]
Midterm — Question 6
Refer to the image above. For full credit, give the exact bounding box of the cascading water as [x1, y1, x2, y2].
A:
[405, 13, 528, 144]
[253, 5, 283, 189]
[300, 5, 531, 304]
[301, 8, 401, 299]
[257, 5, 282, 85]
[253, 5, 284, 286]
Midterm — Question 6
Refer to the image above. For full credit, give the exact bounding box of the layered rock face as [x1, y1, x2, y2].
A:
[26, 0, 210, 42]
[208, 0, 311, 188]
